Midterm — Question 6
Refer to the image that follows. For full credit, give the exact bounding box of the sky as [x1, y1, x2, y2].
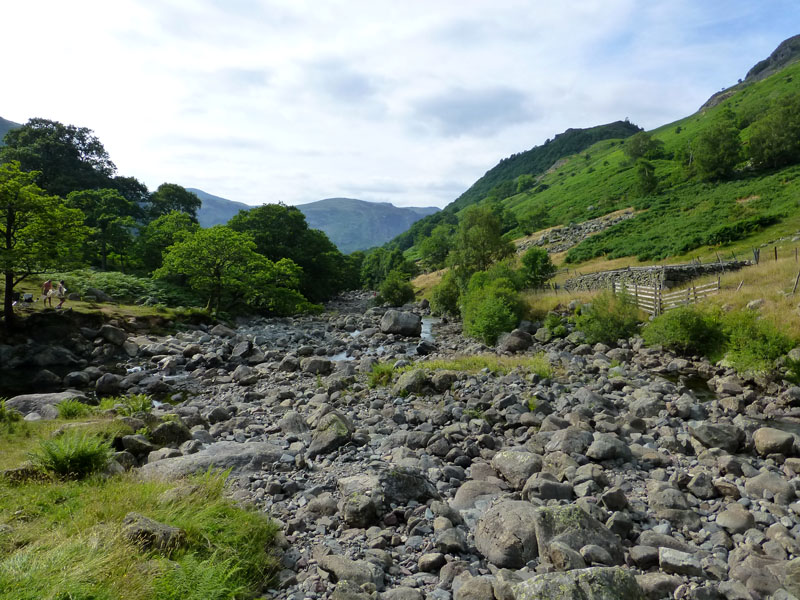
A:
[3, 1, 799, 209]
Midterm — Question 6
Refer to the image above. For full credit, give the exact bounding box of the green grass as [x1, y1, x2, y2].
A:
[368, 362, 395, 388]
[99, 394, 153, 415]
[404, 352, 552, 378]
[0, 420, 280, 600]
[56, 399, 93, 420]
[28, 432, 114, 479]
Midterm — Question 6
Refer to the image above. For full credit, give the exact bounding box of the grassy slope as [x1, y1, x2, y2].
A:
[0, 417, 279, 599]
[501, 62, 800, 264]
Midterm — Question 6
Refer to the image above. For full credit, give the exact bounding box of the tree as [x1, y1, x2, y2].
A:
[135, 211, 199, 274]
[519, 247, 556, 288]
[147, 183, 202, 222]
[229, 203, 353, 301]
[112, 176, 150, 207]
[417, 223, 453, 271]
[0, 162, 87, 326]
[376, 270, 415, 307]
[693, 111, 742, 180]
[66, 189, 139, 270]
[156, 226, 306, 316]
[623, 132, 665, 161]
[634, 159, 658, 196]
[748, 94, 800, 169]
[447, 205, 514, 282]
[0, 118, 115, 197]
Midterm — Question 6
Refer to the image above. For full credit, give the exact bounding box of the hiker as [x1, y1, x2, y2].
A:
[42, 279, 53, 307]
[55, 280, 67, 309]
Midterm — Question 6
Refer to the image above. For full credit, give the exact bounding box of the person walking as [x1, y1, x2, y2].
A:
[42, 279, 53, 307]
[55, 280, 68, 309]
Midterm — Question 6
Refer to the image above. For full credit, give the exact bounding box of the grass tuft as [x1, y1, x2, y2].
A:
[405, 352, 552, 378]
[28, 432, 113, 479]
[57, 399, 93, 420]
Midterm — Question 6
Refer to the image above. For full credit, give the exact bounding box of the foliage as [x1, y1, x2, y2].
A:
[99, 394, 152, 415]
[147, 183, 202, 222]
[28, 433, 113, 479]
[228, 203, 352, 302]
[155, 226, 309, 316]
[53, 269, 201, 307]
[152, 553, 247, 600]
[447, 204, 514, 282]
[360, 247, 418, 290]
[642, 306, 725, 356]
[430, 270, 461, 317]
[135, 211, 199, 274]
[462, 276, 524, 345]
[693, 110, 742, 180]
[0, 161, 88, 325]
[368, 363, 395, 388]
[634, 159, 658, 196]
[623, 131, 665, 161]
[0, 400, 21, 433]
[574, 291, 641, 344]
[375, 270, 415, 306]
[519, 247, 556, 288]
[66, 188, 140, 270]
[56, 399, 92, 420]
[784, 356, 800, 384]
[417, 223, 453, 271]
[0, 118, 116, 197]
[748, 93, 800, 169]
[721, 309, 794, 373]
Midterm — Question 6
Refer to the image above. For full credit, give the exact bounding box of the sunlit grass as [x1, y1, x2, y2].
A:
[406, 352, 553, 379]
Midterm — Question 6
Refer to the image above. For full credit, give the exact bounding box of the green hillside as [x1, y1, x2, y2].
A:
[389, 120, 642, 251]
[403, 47, 800, 270]
[0, 117, 21, 145]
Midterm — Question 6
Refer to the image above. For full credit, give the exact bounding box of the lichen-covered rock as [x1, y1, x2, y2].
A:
[512, 567, 645, 600]
[122, 512, 185, 551]
[392, 369, 429, 396]
[532, 505, 624, 567]
[474, 500, 539, 568]
[308, 411, 353, 457]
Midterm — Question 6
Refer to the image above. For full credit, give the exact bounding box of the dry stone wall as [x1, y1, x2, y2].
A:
[564, 260, 751, 291]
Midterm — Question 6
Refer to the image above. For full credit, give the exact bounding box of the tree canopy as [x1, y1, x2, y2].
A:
[447, 204, 514, 281]
[147, 183, 202, 222]
[0, 162, 88, 325]
[0, 118, 116, 197]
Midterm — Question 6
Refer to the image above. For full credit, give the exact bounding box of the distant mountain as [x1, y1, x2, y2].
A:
[0, 116, 21, 145]
[187, 188, 250, 227]
[297, 198, 439, 254]
[192, 188, 439, 253]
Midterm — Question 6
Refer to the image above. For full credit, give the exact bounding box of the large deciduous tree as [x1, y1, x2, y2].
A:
[748, 94, 800, 170]
[135, 211, 199, 274]
[447, 204, 514, 282]
[693, 111, 742, 181]
[147, 184, 202, 222]
[66, 189, 139, 270]
[0, 162, 87, 326]
[0, 118, 116, 197]
[155, 226, 308, 316]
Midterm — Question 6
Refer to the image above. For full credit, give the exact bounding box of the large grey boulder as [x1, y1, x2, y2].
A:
[497, 329, 533, 353]
[491, 450, 543, 489]
[99, 324, 128, 346]
[122, 512, 185, 551]
[532, 505, 624, 567]
[380, 310, 421, 337]
[392, 369, 429, 396]
[474, 500, 539, 568]
[753, 427, 795, 456]
[319, 554, 384, 590]
[513, 567, 645, 600]
[688, 422, 744, 453]
[308, 411, 353, 458]
[138, 441, 282, 480]
[6, 390, 87, 415]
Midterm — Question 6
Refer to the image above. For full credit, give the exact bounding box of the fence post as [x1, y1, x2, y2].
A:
[775, 246, 778, 262]
[692, 286, 697, 304]
[717, 276, 720, 292]
[793, 271, 800, 295]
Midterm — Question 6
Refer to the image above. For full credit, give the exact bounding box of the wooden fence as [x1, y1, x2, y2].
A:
[611, 278, 721, 315]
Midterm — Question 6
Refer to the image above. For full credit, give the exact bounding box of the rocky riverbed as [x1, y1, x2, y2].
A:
[4, 292, 800, 600]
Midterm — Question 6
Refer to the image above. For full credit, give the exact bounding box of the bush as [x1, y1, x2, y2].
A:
[56, 399, 92, 420]
[0, 399, 21, 425]
[430, 271, 461, 317]
[462, 276, 524, 345]
[721, 310, 794, 373]
[29, 433, 113, 479]
[642, 306, 724, 356]
[574, 291, 641, 344]
[368, 363, 395, 388]
[99, 394, 152, 415]
[519, 247, 556, 288]
[375, 270, 415, 307]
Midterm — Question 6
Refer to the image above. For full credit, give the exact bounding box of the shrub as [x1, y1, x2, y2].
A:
[520, 247, 556, 288]
[574, 291, 641, 344]
[368, 363, 395, 388]
[56, 399, 92, 420]
[642, 306, 724, 356]
[99, 394, 153, 415]
[462, 276, 524, 345]
[721, 310, 794, 373]
[29, 433, 113, 479]
[0, 399, 21, 426]
[430, 270, 461, 317]
[375, 270, 415, 307]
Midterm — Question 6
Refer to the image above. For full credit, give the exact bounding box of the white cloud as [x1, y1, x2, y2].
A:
[2, 1, 799, 207]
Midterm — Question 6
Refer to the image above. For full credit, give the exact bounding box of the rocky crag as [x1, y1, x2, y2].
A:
[4, 293, 800, 600]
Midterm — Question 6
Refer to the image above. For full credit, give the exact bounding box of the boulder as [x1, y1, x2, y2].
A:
[380, 310, 421, 337]
[99, 324, 128, 346]
[308, 411, 353, 457]
[392, 369, 429, 396]
[300, 357, 332, 375]
[512, 567, 645, 600]
[491, 450, 543, 489]
[138, 441, 282, 480]
[753, 427, 794, 456]
[497, 329, 533, 353]
[688, 422, 744, 453]
[532, 505, 624, 566]
[6, 390, 87, 416]
[122, 512, 185, 551]
[474, 500, 539, 568]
